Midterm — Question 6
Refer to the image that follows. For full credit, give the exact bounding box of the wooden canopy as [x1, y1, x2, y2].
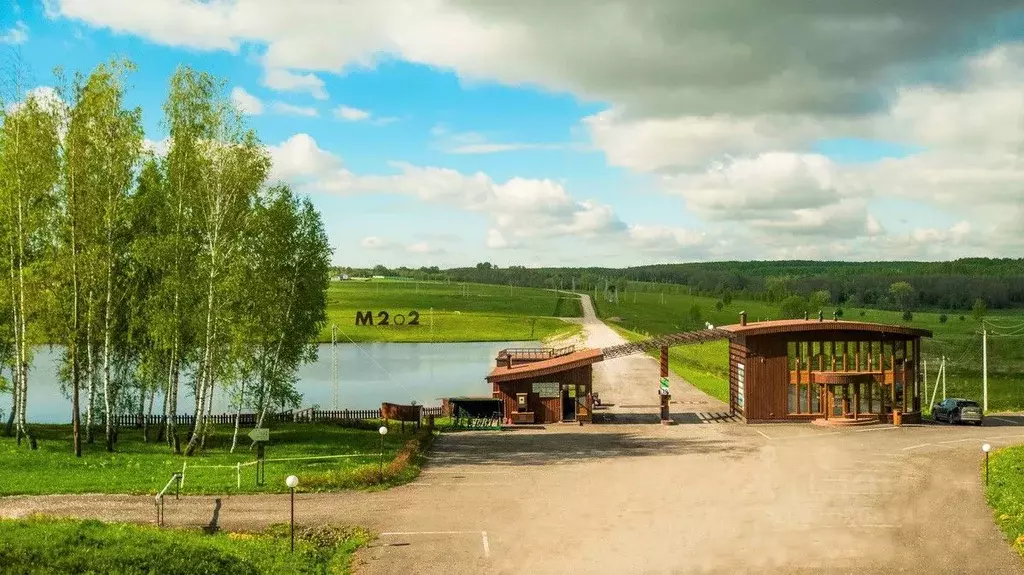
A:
[486, 348, 604, 383]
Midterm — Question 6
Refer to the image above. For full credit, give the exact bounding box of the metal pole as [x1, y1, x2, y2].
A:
[942, 356, 946, 401]
[986, 452, 990, 486]
[290, 487, 295, 552]
[331, 324, 338, 410]
[983, 328, 988, 413]
[923, 360, 928, 412]
[379, 433, 385, 478]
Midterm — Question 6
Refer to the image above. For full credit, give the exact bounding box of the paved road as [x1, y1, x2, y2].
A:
[1, 295, 1020, 573]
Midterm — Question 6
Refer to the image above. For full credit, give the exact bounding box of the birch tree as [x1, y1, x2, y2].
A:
[0, 89, 61, 449]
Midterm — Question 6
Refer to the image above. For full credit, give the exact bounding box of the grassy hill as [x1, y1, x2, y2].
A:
[588, 285, 1024, 412]
[322, 279, 582, 343]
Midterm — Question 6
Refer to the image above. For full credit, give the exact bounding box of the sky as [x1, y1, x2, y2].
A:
[2, 0, 1023, 268]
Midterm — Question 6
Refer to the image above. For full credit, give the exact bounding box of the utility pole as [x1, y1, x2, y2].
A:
[923, 359, 928, 410]
[983, 328, 988, 412]
[942, 355, 946, 401]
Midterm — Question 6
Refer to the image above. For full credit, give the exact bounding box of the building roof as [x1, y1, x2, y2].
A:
[486, 348, 604, 383]
[718, 319, 932, 339]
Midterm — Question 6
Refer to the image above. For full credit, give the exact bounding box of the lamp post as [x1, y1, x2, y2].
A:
[379, 426, 389, 479]
[286, 475, 299, 552]
[982, 443, 992, 486]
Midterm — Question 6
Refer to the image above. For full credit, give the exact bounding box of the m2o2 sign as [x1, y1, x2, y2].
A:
[355, 310, 421, 326]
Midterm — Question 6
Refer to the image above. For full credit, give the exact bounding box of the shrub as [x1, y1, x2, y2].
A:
[939, 314, 948, 324]
[715, 300, 724, 312]
[902, 310, 913, 322]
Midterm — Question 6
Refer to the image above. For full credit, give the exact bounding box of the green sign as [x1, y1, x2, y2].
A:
[660, 377, 669, 388]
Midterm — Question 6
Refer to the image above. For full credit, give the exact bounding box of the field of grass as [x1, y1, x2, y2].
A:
[0, 517, 370, 574]
[986, 445, 1024, 559]
[322, 280, 582, 343]
[589, 283, 1024, 411]
[0, 423, 428, 496]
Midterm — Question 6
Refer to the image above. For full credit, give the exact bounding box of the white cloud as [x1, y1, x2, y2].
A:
[263, 68, 328, 100]
[485, 229, 509, 249]
[143, 137, 170, 157]
[0, 20, 28, 44]
[267, 133, 344, 183]
[360, 236, 390, 249]
[270, 101, 318, 117]
[407, 242, 444, 254]
[230, 87, 263, 115]
[334, 105, 370, 121]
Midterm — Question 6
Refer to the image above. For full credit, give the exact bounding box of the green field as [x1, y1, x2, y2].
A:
[589, 284, 1024, 411]
[322, 280, 582, 343]
[0, 423, 428, 496]
[986, 445, 1024, 558]
[0, 517, 370, 574]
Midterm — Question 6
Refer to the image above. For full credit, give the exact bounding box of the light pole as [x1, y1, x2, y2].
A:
[286, 475, 299, 552]
[982, 443, 992, 486]
[378, 426, 389, 479]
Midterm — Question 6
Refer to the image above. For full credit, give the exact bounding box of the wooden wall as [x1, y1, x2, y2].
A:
[728, 338, 747, 417]
[493, 365, 593, 424]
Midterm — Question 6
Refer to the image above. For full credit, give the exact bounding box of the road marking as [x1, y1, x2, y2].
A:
[775, 431, 841, 440]
[410, 483, 511, 486]
[481, 531, 490, 557]
[820, 477, 893, 483]
[421, 470, 507, 474]
[989, 417, 1019, 425]
[852, 426, 899, 433]
[380, 531, 480, 536]
[754, 429, 771, 440]
[938, 438, 983, 444]
[901, 443, 931, 451]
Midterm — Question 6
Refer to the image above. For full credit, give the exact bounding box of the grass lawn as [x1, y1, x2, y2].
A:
[0, 516, 371, 574]
[589, 283, 1024, 411]
[0, 423, 429, 496]
[985, 445, 1024, 558]
[322, 280, 582, 343]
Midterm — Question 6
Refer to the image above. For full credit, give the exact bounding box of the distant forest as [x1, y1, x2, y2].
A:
[337, 259, 1024, 311]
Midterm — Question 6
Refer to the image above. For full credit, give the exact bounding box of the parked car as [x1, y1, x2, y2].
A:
[932, 398, 983, 425]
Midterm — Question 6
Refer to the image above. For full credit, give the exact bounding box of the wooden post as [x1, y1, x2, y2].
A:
[831, 341, 837, 371]
[913, 337, 921, 412]
[818, 341, 824, 372]
[854, 382, 860, 420]
[660, 346, 669, 379]
[855, 341, 861, 372]
[902, 341, 909, 414]
[843, 341, 849, 371]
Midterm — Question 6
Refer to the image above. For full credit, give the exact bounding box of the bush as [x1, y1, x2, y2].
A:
[902, 310, 913, 322]
[960, 315, 966, 321]
[835, 308, 844, 318]
[939, 314, 948, 324]
[715, 300, 724, 312]
[303, 427, 434, 490]
[860, 310, 867, 317]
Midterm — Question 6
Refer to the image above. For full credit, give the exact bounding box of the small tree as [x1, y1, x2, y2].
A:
[722, 290, 733, 306]
[960, 315, 966, 321]
[835, 308, 844, 318]
[889, 281, 915, 312]
[688, 303, 702, 324]
[902, 310, 913, 322]
[779, 295, 805, 319]
[715, 300, 724, 312]
[809, 290, 832, 311]
[939, 314, 948, 324]
[972, 298, 987, 321]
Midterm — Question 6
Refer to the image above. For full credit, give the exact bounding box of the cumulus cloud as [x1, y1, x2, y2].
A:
[263, 68, 328, 100]
[267, 133, 344, 183]
[0, 20, 28, 44]
[270, 101, 318, 117]
[230, 86, 263, 115]
[334, 105, 369, 121]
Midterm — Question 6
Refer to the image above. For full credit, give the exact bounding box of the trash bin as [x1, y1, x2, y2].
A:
[892, 409, 902, 427]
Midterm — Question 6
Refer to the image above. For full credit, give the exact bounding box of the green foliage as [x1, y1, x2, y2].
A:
[779, 295, 806, 319]
[688, 303, 702, 323]
[835, 308, 844, 318]
[902, 310, 913, 322]
[939, 313, 948, 324]
[985, 445, 1024, 559]
[0, 517, 370, 574]
[809, 289, 832, 311]
[889, 281, 915, 311]
[715, 300, 724, 312]
[0, 423, 423, 496]
[973, 298, 989, 321]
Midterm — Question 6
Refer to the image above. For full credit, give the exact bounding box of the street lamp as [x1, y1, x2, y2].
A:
[286, 475, 299, 552]
[378, 426, 389, 479]
[982, 443, 992, 486]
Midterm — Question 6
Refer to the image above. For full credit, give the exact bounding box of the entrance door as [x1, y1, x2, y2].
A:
[562, 385, 576, 422]
[826, 386, 846, 419]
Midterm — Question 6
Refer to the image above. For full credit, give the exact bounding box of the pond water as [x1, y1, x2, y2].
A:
[6, 342, 528, 424]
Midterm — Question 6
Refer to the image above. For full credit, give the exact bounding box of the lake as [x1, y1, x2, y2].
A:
[6, 342, 528, 424]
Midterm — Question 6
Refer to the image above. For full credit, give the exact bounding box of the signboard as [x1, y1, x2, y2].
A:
[568, 386, 576, 398]
[355, 310, 421, 326]
[248, 427, 269, 442]
[532, 382, 559, 398]
[660, 377, 669, 390]
[737, 363, 745, 409]
[381, 402, 423, 422]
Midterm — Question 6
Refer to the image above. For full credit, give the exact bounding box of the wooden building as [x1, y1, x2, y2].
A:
[486, 347, 602, 424]
[720, 313, 932, 424]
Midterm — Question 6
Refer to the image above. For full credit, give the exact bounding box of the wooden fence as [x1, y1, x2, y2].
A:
[110, 406, 444, 428]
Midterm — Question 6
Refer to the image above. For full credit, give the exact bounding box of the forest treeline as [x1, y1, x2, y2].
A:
[339, 258, 1024, 311]
[0, 60, 332, 457]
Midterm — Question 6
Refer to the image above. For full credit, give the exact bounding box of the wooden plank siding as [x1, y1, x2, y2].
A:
[494, 364, 593, 424]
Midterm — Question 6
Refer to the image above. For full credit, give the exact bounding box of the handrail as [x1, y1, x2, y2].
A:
[154, 472, 183, 527]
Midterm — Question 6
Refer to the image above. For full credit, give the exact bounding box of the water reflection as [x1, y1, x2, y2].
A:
[6, 342, 529, 424]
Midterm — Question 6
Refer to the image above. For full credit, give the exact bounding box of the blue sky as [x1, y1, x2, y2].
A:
[4, 1, 1023, 265]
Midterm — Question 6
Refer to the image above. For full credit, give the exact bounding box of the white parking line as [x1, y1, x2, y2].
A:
[481, 531, 490, 557]
[901, 443, 931, 451]
[410, 483, 511, 486]
[852, 426, 899, 433]
[377, 530, 492, 558]
[421, 470, 508, 474]
[754, 429, 771, 440]
[938, 438, 983, 444]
